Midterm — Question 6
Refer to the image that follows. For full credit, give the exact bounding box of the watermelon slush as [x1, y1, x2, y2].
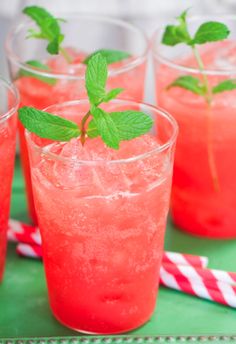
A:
[26, 100, 177, 333]
[154, 40, 236, 238]
[0, 81, 18, 281]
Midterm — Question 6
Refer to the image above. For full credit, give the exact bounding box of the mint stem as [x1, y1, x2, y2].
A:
[191, 45, 212, 105]
[191, 45, 219, 191]
[80, 111, 91, 145]
[59, 47, 73, 64]
[206, 104, 220, 192]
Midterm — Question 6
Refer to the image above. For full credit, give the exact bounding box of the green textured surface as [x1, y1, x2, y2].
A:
[0, 157, 236, 341]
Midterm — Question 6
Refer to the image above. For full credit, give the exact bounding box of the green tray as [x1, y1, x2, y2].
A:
[1, 158, 236, 343]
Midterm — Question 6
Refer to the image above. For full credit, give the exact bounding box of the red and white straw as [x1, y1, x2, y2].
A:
[160, 264, 236, 308]
[163, 250, 208, 268]
[8, 219, 41, 245]
[162, 262, 236, 286]
[16, 243, 43, 259]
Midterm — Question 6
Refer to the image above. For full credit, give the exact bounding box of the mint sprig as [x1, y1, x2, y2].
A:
[162, 10, 231, 100]
[162, 10, 191, 46]
[18, 60, 56, 85]
[23, 6, 64, 55]
[162, 10, 232, 192]
[23, 6, 132, 67]
[19, 53, 153, 149]
[83, 53, 153, 148]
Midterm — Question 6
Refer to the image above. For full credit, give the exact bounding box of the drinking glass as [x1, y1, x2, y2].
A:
[152, 15, 236, 238]
[0, 79, 19, 281]
[25, 99, 177, 333]
[6, 14, 148, 224]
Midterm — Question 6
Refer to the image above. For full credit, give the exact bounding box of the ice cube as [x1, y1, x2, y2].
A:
[39, 135, 162, 196]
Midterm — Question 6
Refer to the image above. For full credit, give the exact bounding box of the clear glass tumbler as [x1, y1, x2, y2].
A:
[25, 99, 177, 334]
[6, 14, 148, 224]
[152, 15, 236, 238]
[0, 79, 19, 281]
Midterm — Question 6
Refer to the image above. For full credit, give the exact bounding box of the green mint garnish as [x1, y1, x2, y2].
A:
[23, 6, 132, 67]
[18, 60, 56, 85]
[85, 52, 108, 106]
[190, 22, 230, 45]
[88, 110, 153, 141]
[23, 6, 65, 56]
[105, 110, 153, 141]
[84, 49, 131, 65]
[19, 106, 80, 141]
[162, 10, 233, 192]
[90, 106, 120, 149]
[162, 11, 229, 47]
[162, 10, 231, 101]
[162, 10, 191, 46]
[212, 79, 236, 94]
[19, 53, 153, 149]
[85, 53, 123, 106]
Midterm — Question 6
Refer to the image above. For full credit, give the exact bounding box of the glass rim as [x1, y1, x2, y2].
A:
[6, 13, 149, 80]
[25, 98, 178, 166]
[152, 14, 236, 76]
[0, 77, 19, 123]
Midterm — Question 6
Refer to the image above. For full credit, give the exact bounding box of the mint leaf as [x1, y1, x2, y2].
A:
[90, 106, 119, 149]
[85, 53, 108, 106]
[110, 110, 153, 140]
[213, 79, 236, 94]
[23, 6, 64, 55]
[103, 88, 124, 102]
[162, 10, 191, 46]
[167, 75, 205, 95]
[19, 107, 80, 141]
[88, 110, 153, 141]
[190, 21, 230, 45]
[18, 60, 56, 85]
[84, 49, 131, 65]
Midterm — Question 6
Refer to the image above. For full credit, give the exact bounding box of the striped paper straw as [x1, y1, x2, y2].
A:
[16, 243, 43, 259]
[163, 251, 208, 268]
[160, 265, 236, 308]
[8, 219, 41, 245]
[163, 262, 236, 286]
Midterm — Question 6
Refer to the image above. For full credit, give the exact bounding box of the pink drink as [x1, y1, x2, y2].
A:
[26, 100, 177, 334]
[0, 80, 18, 281]
[153, 33, 236, 238]
[6, 15, 148, 224]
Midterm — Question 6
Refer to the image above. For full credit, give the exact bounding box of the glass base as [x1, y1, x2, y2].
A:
[52, 309, 152, 335]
